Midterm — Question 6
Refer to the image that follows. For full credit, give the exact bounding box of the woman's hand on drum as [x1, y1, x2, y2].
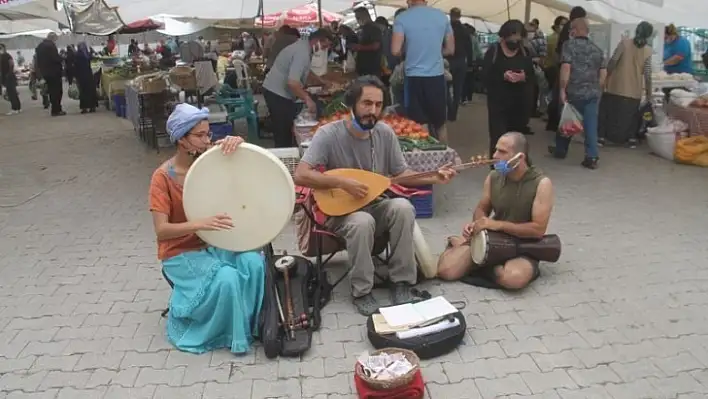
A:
[195, 213, 234, 231]
[215, 135, 244, 155]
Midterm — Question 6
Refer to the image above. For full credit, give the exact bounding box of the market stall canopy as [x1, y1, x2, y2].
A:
[116, 17, 163, 34]
[255, 3, 343, 28]
[0, 27, 53, 37]
[580, 0, 707, 27]
[153, 14, 213, 36]
[0, 0, 70, 26]
[0, 18, 61, 33]
[374, 0, 610, 29]
[341, 3, 500, 33]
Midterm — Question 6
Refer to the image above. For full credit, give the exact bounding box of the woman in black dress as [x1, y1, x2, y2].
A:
[75, 42, 97, 113]
[483, 20, 535, 158]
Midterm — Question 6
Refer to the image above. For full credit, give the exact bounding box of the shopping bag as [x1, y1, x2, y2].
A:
[637, 101, 657, 140]
[559, 103, 584, 137]
[68, 83, 79, 100]
[310, 48, 328, 76]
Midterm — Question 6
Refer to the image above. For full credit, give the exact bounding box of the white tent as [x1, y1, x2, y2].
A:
[341, 3, 501, 32]
[0, 27, 53, 38]
[0, 0, 70, 26]
[0, 18, 61, 33]
[374, 0, 607, 29]
[374, 0, 708, 30]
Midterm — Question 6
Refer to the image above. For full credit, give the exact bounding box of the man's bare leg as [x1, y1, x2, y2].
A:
[437, 236, 476, 280]
[493, 257, 538, 290]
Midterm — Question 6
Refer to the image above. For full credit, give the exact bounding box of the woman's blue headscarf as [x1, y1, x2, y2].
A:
[167, 103, 210, 143]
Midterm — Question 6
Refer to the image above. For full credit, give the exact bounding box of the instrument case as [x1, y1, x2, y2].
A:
[366, 311, 466, 360]
[261, 249, 326, 359]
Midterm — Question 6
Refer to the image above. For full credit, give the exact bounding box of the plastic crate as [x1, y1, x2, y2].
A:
[409, 185, 433, 219]
[210, 122, 233, 141]
[112, 94, 126, 116]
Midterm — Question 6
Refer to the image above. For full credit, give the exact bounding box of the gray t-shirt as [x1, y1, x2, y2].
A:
[300, 120, 408, 177]
[561, 37, 606, 102]
[262, 39, 312, 100]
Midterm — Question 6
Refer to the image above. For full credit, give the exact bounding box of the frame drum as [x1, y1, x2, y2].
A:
[183, 144, 296, 252]
[412, 221, 436, 279]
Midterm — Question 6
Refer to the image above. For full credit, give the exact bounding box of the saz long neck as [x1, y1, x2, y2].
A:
[390, 159, 495, 183]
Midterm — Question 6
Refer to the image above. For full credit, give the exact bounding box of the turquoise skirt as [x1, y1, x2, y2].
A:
[162, 247, 265, 354]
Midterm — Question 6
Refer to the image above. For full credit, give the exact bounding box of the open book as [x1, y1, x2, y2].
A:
[378, 296, 458, 329]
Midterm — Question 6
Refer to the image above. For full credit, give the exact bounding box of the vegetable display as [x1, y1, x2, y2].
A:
[311, 112, 429, 139]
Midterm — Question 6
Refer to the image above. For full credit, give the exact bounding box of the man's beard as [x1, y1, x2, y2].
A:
[353, 113, 379, 131]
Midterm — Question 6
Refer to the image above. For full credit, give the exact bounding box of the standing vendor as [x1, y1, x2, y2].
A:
[262, 29, 333, 148]
[663, 24, 693, 75]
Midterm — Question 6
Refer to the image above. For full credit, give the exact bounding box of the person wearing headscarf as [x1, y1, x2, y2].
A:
[75, 42, 97, 113]
[148, 103, 265, 355]
[598, 22, 654, 148]
[64, 45, 75, 86]
[663, 24, 693, 75]
[482, 19, 535, 159]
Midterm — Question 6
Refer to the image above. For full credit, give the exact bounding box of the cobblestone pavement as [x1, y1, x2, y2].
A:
[1, 91, 708, 399]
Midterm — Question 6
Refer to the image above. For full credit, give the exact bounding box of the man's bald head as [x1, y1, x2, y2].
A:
[570, 18, 589, 36]
[501, 132, 529, 155]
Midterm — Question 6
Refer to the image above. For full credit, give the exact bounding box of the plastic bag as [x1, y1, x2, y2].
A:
[559, 103, 584, 136]
[68, 84, 79, 100]
[674, 136, 708, 167]
[637, 102, 658, 139]
[310, 48, 328, 76]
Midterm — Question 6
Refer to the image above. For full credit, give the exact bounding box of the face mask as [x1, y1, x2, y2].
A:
[493, 153, 523, 176]
[505, 40, 520, 51]
[351, 111, 378, 131]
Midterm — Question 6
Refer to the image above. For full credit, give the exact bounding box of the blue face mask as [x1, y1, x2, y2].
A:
[493, 153, 522, 176]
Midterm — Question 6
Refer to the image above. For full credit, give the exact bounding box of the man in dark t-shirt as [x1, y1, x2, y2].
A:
[352, 7, 382, 77]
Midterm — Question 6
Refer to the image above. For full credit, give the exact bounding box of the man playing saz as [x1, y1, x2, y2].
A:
[437, 132, 555, 290]
[294, 76, 457, 316]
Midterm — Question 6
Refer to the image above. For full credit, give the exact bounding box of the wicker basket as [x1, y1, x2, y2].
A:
[354, 348, 420, 391]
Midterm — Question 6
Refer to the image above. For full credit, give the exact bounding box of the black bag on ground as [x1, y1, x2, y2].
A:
[366, 311, 466, 360]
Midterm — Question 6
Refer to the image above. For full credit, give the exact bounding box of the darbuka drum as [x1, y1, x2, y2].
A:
[471, 230, 562, 266]
[412, 221, 436, 279]
[183, 143, 296, 252]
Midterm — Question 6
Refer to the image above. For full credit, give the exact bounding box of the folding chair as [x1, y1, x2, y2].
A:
[294, 184, 431, 311]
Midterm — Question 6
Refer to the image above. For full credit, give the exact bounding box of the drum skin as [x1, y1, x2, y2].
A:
[183, 144, 296, 252]
[366, 312, 466, 360]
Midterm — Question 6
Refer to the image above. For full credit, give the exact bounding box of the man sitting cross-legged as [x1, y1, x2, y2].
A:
[437, 132, 554, 290]
[294, 75, 457, 315]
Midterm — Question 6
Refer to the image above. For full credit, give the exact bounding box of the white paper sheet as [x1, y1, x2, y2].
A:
[378, 296, 457, 328]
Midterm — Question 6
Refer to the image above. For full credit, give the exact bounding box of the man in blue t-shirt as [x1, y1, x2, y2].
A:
[663, 25, 693, 74]
[391, 0, 454, 142]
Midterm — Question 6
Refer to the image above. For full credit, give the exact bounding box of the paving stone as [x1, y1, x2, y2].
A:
[1, 92, 708, 398]
[521, 369, 578, 393]
[475, 374, 531, 398]
[426, 379, 482, 398]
